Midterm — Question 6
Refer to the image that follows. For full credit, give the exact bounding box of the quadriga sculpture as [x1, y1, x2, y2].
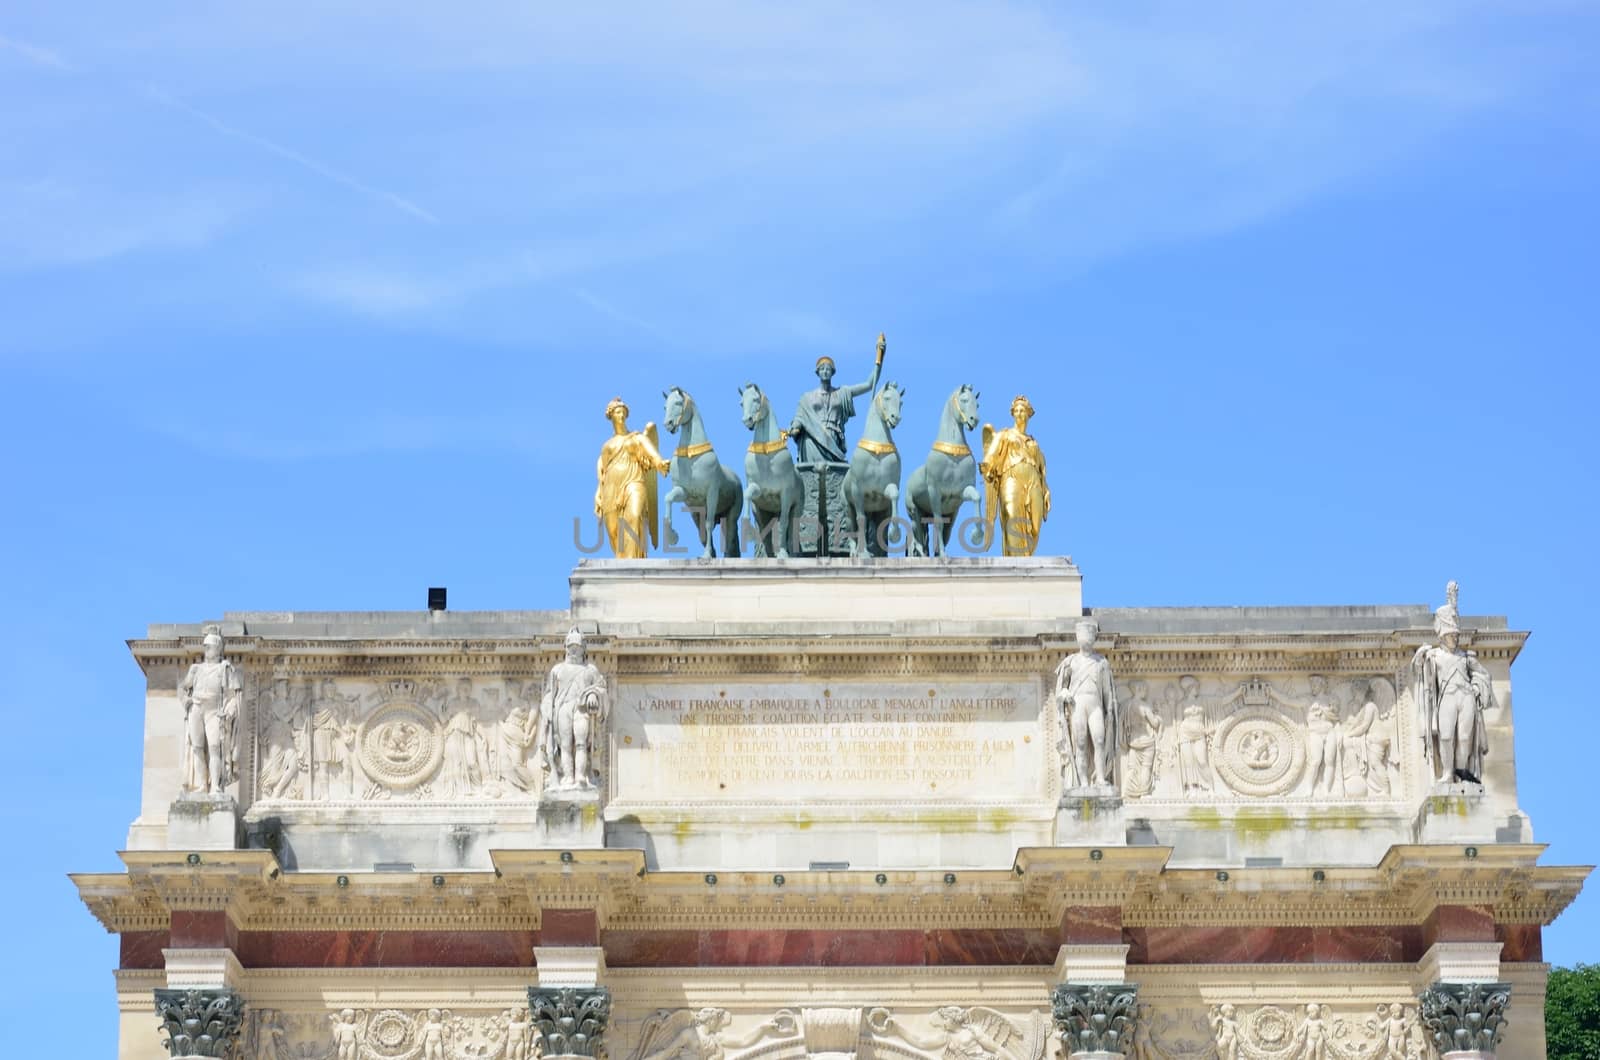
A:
[906, 383, 982, 557]
[839, 381, 904, 557]
[662, 386, 743, 559]
[739, 382, 803, 558]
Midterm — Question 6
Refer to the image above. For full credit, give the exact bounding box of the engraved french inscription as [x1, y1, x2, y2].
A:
[611, 680, 1045, 803]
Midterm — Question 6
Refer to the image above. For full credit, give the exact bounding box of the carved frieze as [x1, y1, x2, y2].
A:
[623, 1005, 1047, 1060]
[1116, 674, 1410, 803]
[247, 674, 557, 804]
[250, 1006, 534, 1060]
[1203, 1002, 1430, 1060]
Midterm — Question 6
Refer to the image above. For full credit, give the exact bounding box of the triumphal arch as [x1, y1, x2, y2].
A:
[76, 352, 1588, 1060]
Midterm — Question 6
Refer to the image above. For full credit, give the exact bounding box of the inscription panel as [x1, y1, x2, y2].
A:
[610, 679, 1047, 804]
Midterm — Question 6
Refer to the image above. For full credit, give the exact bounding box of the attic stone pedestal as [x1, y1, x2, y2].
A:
[167, 794, 240, 851]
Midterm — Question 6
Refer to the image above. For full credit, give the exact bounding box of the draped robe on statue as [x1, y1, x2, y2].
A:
[789, 385, 856, 465]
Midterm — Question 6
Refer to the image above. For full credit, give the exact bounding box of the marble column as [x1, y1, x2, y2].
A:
[1051, 982, 1140, 1060]
[1418, 981, 1511, 1060]
[153, 988, 246, 1058]
[527, 986, 612, 1059]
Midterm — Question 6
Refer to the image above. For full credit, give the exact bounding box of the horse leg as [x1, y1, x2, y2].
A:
[958, 483, 981, 553]
[936, 489, 957, 557]
[883, 482, 902, 558]
[744, 481, 766, 558]
[776, 478, 796, 559]
[702, 477, 719, 558]
[691, 509, 708, 556]
[662, 484, 685, 550]
[907, 492, 926, 557]
[844, 481, 864, 557]
[722, 477, 741, 558]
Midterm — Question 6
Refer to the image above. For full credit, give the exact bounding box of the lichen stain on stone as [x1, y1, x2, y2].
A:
[1232, 808, 1292, 838]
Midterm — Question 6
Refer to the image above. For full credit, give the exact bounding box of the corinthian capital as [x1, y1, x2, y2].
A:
[528, 986, 612, 1058]
[154, 988, 245, 1058]
[1419, 981, 1511, 1058]
[1051, 982, 1140, 1059]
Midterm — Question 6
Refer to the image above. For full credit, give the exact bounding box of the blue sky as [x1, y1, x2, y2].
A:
[3, 1, 1598, 1050]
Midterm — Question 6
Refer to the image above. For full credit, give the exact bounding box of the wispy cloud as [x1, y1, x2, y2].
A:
[138, 84, 438, 225]
[0, 32, 76, 72]
[0, 179, 245, 270]
[289, 265, 454, 317]
[2, 27, 436, 229]
[5, 2, 1590, 344]
[287, 231, 685, 320]
[565, 287, 670, 343]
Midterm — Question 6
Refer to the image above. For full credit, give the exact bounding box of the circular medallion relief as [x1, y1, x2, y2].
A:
[1244, 1006, 1300, 1060]
[365, 1010, 416, 1059]
[357, 702, 443, 791]
[1215, 708, 1306, 797]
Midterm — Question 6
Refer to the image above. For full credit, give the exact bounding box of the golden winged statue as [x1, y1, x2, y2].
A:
[596, 396, 670, 557]
[980, 395, 1050, 556]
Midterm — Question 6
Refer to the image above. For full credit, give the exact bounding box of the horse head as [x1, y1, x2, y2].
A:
[875, 382, 904, 429]
[738, 382, 767, 430]
[954, 384, 980, 431]
[662, 386, 692, 434]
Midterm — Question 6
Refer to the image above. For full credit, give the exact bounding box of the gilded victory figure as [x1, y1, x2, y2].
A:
[595, 396, 670, 558]
[1412, 581, 1497, 785]
[980, 394, 1050, 556]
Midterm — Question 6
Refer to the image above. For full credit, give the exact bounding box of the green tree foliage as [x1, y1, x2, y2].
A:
[1547, 964, 1600, 1060]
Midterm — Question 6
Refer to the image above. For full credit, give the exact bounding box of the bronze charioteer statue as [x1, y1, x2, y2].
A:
[787, 332, 887, 554]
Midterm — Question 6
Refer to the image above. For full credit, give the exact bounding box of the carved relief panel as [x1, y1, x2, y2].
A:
[1203, 1002, 1432, 1060]
[1117, 674, 1411, 804]
[245, 1003, 1051, 1060]
[249, 1006, 535, 1060]
[618, 1005, 1049, 1060]
[245, 673, 552, 805]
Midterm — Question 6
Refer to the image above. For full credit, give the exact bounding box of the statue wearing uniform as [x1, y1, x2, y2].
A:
[1055, 617, 1121, 792]
[178, 629, 242, 796]
[540, 627, 608, 792]
[595, 396, 669, 558]
[1412, 581, 1496, 785]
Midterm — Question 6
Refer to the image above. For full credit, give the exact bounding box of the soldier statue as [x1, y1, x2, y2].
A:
[1054, 617, 1121, 792]
[178, 628, 242, 796]
[1412, 581, 1496, 785]
[539, 628, 608, 792]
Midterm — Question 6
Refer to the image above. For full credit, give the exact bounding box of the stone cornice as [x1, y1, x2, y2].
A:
[1125, 845, 1589, 927]
[127, 629, 1524, 679]
[75, 845, 1587, 936]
